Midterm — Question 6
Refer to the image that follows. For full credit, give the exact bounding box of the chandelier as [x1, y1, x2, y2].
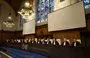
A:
[18, 1, 35, 20]
[3, 13, 15, 28]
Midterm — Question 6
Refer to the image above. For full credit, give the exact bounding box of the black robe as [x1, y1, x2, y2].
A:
[62, 41, 70, 46]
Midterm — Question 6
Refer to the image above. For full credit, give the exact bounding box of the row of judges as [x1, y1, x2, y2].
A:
[6, 38, 81, 47]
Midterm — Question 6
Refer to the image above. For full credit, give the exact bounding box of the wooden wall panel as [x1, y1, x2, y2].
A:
[24, 24, 81, 42]
[0, 31, 23, 44]
[87, 19, 90, 31]
[53, 30, 80, 39]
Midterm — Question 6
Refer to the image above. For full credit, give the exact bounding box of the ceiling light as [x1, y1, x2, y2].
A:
[18, 1, 35, 21]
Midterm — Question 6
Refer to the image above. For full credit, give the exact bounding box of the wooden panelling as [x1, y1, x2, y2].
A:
[24, 24, 81, 42]
[24, 34, 35, 39]
[35, 24, 53, 38]
[87, 19, 90, 31]
[52, 30, 80, 43]
[53, 30, 80, 39]
[0, 31, 23, 43]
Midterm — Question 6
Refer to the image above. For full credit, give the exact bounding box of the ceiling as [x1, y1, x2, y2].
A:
[4, 0, 34, 15]
[4, 0, 24, 15]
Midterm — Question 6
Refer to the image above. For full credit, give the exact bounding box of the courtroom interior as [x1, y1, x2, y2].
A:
[0, 0, 90, 58]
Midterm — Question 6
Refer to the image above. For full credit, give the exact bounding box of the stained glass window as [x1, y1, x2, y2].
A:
[36, 0, 54, 24]
[84, 0, 90, 9]
[49, 0, 54, 13]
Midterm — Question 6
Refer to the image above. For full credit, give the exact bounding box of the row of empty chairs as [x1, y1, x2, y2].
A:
[6, 38, 81, 47]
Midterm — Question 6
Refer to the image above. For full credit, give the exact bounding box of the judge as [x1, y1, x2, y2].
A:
[71, 39, 81, 47]
[53, 38, 59, 46]
[56, 39, 61, 45]
[62, 38, 70, 46]
[47, 39, 52, 45]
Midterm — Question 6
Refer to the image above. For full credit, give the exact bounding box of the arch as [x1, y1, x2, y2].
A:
[0, 0, 16, 17]
[0, 0, 17, 31]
